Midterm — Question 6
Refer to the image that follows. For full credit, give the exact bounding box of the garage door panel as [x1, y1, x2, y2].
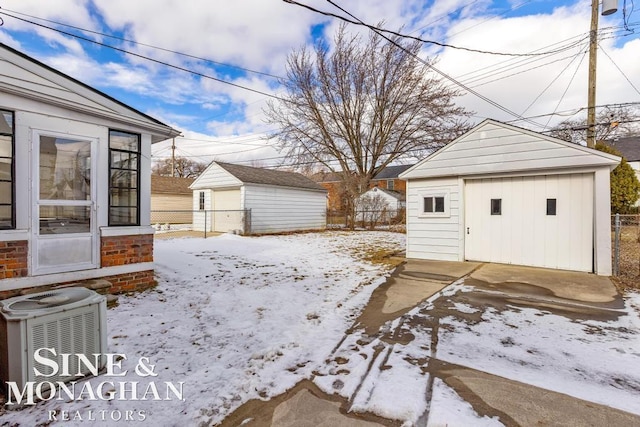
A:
[465, 174, 593, 272]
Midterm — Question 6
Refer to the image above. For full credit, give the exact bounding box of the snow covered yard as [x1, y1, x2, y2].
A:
[0, 231, 405, 426]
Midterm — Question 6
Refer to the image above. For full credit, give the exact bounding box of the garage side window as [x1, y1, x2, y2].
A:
[491, 198, 502, 215]
[109, 130, 140, 226]
[199, 191, 205, 210]
[0, 110, 14, 229]
[420, 192, 449, 217]
[546, 198, 557, 216]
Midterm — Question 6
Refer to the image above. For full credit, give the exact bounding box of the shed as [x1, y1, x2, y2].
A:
[190, 161, 327, 234]
[400, 120, 620, 275]
[0, 43, 180, 298]
[150, 175, 195, 224]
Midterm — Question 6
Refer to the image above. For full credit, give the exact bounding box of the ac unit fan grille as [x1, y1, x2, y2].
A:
[29, 307, 100, 384]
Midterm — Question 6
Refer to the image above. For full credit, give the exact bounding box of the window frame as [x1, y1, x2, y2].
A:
[386, 179, 395, 190]
[108, 129, 141, 226]
[418, 191, 450, 218]
[0, 109, 15, 230]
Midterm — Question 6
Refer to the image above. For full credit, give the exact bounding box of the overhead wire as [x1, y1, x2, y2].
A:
[0, 9, 285, 101]
[543, 50, 589, 130]
[0, 7, 284, 81]
[597, 42, 640, 96]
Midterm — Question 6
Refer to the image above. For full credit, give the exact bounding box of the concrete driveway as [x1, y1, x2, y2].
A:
[220, 259, 640, 427]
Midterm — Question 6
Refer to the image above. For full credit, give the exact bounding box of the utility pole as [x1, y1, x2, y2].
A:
[587, 0, 618, 148]
[171, 137, 176, 177]
[586, 0, 599, 148]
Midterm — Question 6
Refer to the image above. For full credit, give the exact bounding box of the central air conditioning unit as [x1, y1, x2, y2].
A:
[0, 287, 107, 402]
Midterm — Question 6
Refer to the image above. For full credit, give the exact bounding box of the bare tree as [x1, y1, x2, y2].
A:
[265, 23, 470, 218]
[548, 105, 640, 144]
[152, 157, 207, 178]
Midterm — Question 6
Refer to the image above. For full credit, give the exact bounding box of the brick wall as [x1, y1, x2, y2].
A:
[101, 234, 153, 267]
[0, 241, 28, 280]
[0, 234, 156, 300]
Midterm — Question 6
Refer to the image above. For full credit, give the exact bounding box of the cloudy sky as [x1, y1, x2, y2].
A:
[1, 0, 638, 167]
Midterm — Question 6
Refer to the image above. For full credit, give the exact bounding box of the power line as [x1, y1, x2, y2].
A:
[0, 7, 284, 81]
[283, 0, 587, 57]
[320, 0, 544, 128]
[0, 9, 284, 101]
[598, 42, 640, 96]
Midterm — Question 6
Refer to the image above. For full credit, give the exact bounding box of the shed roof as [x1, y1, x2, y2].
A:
[401, 119, 620, 180]
[604, 137, 640, 162]
[199, 161, 326, 192]
[151, 175, 195, 195]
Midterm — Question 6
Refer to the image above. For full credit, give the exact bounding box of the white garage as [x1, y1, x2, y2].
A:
[190, 161, 327, 234]
[400, 120, 620, 275]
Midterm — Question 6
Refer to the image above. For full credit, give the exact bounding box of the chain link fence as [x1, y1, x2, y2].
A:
[612, 214, 639, 288]
[151, 209, 251, 238]
[328, 209, 406, 232]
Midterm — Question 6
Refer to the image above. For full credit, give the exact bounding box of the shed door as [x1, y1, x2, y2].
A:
[464, 174, 593, 272]
[211, 189, 242, 232]
[32, 133, 98, 275]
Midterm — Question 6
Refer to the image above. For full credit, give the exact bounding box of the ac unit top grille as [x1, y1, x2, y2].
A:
[0, 288, 105, 320]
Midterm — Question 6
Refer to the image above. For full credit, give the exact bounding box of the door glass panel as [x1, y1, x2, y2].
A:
[0, 158, 10, 181]
[39, 206, 91, 234]
[0, 205, 11, 228]
[110, 189, 138, 206]
[0, 135, 11, 157]
[109, 131, 139, 151]
[0, 182, 11, 204]
[110, 170, 138, 188]
[39, 136, 91, 200]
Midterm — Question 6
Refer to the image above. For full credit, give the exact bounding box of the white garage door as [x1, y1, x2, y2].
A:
[464, 174, 594, 272]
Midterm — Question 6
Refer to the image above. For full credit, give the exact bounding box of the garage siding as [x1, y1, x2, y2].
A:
[244, 185, 326, 234]
[406, 177, 461, 261]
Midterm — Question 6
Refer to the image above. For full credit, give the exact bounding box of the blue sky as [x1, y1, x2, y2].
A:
[1, 0, 638, 166]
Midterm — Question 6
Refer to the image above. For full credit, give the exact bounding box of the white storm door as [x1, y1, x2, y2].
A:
[464, 175, 593, 271]
[32, 132, 98, 275]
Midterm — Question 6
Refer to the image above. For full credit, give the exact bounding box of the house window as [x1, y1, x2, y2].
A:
[491, 198, 502, 215]
[109, 130, 140, 225]
[387, 179, 394, 190]
[547, 198, 557, 216]
[424, 196, 445, 213]
[0, 110, 14, 229]
[199, 191, 205, 210]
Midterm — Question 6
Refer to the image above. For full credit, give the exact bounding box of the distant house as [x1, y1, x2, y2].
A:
[314, 164, 414, 210]
[355, 186, 405, 224]
[604, 136, 640, 206]
[0, 43, 180, 299]
[150, 175, 195, 224]
[190, 161, 327, 234]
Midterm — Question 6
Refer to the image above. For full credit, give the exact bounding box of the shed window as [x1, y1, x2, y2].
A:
[546, 198, 557, 216]
[424, 196, 445, 213]
[109, 130, 140, 225]
[0, 110, 14, 229]
[491, 199, 502, 215]
[199, 191, 205, 210]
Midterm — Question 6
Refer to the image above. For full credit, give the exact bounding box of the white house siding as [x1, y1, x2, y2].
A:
[244, 185, 326, 234]
[406, 177, 461, 261]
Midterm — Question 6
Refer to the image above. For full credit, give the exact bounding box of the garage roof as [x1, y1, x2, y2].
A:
[400, 119, 620, 179]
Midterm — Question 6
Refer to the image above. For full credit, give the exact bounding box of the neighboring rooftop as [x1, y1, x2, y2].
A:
[605, 137, 640, 162]
[312, 164, 416, 183]
[372, 164, 415, 180]
[216, 162, 326, 192]
[151, 175, 195, 195]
